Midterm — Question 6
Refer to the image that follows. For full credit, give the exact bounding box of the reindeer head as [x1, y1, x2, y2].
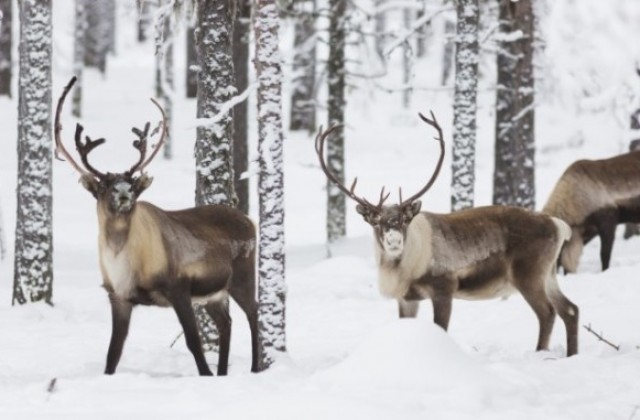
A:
[316, 112, 444, 258]
[54, 77, 166, 216]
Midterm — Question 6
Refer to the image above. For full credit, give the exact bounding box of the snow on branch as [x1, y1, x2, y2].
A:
[383, 7, 453, 57]
[192, 82, 258, 129]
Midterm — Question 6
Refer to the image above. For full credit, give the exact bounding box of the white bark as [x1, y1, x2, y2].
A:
[254, 0, 286, 370]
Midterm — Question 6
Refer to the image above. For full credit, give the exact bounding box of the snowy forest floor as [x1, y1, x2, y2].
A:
[2, 3, 640, 419]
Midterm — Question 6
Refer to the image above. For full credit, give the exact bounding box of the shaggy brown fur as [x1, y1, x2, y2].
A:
[543, 151, 640, 272]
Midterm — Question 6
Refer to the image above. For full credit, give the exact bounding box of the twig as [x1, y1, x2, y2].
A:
[583, 324, 621, 351]
[170, 331, 184, 348]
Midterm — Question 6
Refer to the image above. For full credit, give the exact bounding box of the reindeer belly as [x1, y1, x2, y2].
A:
[453, 257, 514, 301]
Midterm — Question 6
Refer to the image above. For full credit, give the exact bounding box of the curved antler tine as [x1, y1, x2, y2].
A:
[315, 124, 378, 211]
[400, 111, 446, 207]
[54, 76, 95, 176]
[130, 98, 167, 174]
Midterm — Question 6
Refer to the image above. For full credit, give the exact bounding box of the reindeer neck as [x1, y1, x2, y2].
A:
[97, 203, 134, 253]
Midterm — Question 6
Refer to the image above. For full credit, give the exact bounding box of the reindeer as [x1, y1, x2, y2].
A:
[543, 151, 640, 273]
[316, 112, 579, 356]
[54, 77, 259, 376]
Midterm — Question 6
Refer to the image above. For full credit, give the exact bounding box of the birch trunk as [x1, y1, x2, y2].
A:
[194, 0, 237, 352]
[0, 0, 12, 96]
[451, 0, 479, 212]
[13, 0, 54, 305]
[254, 0, 286, 370]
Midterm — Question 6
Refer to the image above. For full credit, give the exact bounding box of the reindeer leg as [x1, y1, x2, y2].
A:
[431, 293, 453, 331]
[520, 288, 556, 352]
[594, 212, 617, 271]
[230, 261, 260, 373]
[169, 291, 213, 376]
[398, 299, 419, 318]
[204, 298, 232, 376]
[104, 296, 133, 375]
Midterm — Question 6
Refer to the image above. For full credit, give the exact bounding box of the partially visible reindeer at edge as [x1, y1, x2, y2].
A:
[543, 151, 640, 274]
[54, 76, 259, 376]
[316, 112, 579, 356]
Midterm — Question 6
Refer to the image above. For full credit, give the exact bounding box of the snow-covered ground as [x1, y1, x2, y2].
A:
[2, 1, 640, 419]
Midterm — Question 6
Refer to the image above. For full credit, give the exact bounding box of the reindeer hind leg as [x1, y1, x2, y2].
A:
[546, 271, 579, 356]
[204, 297, 232, 376]
[229, 261, 260, 373]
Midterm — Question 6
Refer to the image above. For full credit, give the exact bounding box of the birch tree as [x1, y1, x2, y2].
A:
[326, 0, 347, 245]
[155, 1, 174, 160]
[289, 0, 316, 132]
[492, 0, 535, 209]
[441, 17, 455, 86]
[137, 0, 153, 42]
[0, 0, 11, 96]
[13, 0, 53, 305]
[194, 0, 237, 351]
[451, 0, 479, 212]
[85, 1, 111, 73]
[72, 0, 86, 117]
[254, 0, 286, 370]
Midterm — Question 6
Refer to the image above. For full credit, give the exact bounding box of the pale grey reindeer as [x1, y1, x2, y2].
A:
[55, 77, 259, 376]
[543, 151, 640, 273]
[316, 113, 579, 356]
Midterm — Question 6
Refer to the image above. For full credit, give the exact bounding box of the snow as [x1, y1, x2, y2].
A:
[2, 0, 640, 419]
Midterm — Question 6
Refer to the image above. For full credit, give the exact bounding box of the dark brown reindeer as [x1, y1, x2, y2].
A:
[55, 77, 259, 376]
[316, 112, 579, 356]
[543, 151, 640, 273]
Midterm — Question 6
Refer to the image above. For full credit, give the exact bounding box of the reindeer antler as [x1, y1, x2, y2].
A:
[128, 98, 167, 175]
[74, 124, 107, 178]
[55, 76, 103, 178]
[398, 111, 445, 208]
[55, 76, 167, 178]
[315, 124, 390, 213]
[315, 111, 445, 212]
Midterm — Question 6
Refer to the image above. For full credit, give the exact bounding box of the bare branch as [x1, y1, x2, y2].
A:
[583, 324, 621, 351]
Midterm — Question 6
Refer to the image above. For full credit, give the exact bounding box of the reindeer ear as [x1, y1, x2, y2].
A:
[356, 204, 379, 226]
[133, 174, 153, 196]
[405, 201, 422, 219]
[80, 174, 100, 198]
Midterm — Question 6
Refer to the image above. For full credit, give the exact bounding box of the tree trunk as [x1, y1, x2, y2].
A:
[137, 0, 152, 43]
[155, 1, 173, 160]
[0, 196, 5, 260]
[185, 27, 197, 98]
[233, 0, 250, 214]
[492, 0, 536, 209]
[0, 0, 12, 97]
[289, 0, 316, 132]
[14, 0, 53, 305]
[402, 7, 413, 108]
[72, 0, 86, 118]
[106, 0, 116, 54]
[416, 5, 428, 58]
[85, 2, 110, 73]
[451, 0, 479, 212]
[194, 0, 237, 352]
[441, 17, 455, 86]
[374, 0, 386, 61]
[326, 0, 347, 246]
[254, 0, 286, 371]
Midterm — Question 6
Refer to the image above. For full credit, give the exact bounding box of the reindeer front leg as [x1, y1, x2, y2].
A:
[105, 296, 133, 374]
[431, 292, 453, 331]
[398, 299, 419, 318]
